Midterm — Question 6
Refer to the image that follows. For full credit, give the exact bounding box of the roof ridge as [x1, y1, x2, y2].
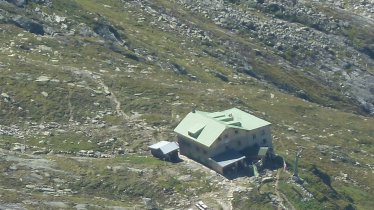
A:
[174, 108, 271, 147]
[193, 111, 229, 126]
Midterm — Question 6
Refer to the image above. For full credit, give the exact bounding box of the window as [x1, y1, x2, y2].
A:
[235, 130, 239, 135]
[263, 139, 267, 144]
[262, 130, 265, 136]
[225, 145, 230, 151]
[203, 150, 207, 155]
[196, 146, 200, 152]
[253, 134, 256, 139]
[224, 134, 228, 138]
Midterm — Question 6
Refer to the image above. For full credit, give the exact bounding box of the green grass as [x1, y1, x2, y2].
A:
[337, 185, 374, 209]
[31, 133, 94, 152]
[49, 154, 214, 207]
[278, 181, 325, 210]
[232, 188, 274, 210]
[0, 189, 22, 203]
[0, 0, 373, 209]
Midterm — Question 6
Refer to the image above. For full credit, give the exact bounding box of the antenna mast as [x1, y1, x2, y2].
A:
[293, 147, 303, 178]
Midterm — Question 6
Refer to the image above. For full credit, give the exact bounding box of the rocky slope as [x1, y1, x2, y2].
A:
[0, 0, 373, 209]
[2, 0, 373, 115]
[179, 0, 374, 114]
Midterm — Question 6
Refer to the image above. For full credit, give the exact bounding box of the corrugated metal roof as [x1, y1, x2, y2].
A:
[174, 108, 271, 147]
[160, 142, 179, 154]
[149, 141, 179, 155]
[149, 141, 169, 149]
[210, 151, 246, 168]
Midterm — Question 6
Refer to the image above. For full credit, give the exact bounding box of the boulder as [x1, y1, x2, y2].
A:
[267, 3, 285, 13]
[74, 204, 102, 210]
[76, 23, 96, 37]
[112, 165, 127, 173]
[44, 201, 69, 209]
[26, 184, 36, 189]
[172, 63, 188, 75]
[239, 64, 261, 79]
[12, 16, 44, 35]
[93, 22, 122, 43]
[41, 91, 48, 97]
[11, 145, 25, 152]
[35, 76, 50, 82]
[361, 44, 374, 59]
[360, 100, 374, 115]
[6, 0, 51, 7]
[224, 0, 240, 4]
[214, 71, 229, 82]
[261, 176, 274, 183]
[143, 197, 152, 206]
[177, 175, 192, 182]
[6, 0, 26, 7]
[1, 93, 10, 99]
[296, 90, 309, 100]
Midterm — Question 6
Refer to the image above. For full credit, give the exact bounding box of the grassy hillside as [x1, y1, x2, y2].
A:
[0, 0, 373, 209]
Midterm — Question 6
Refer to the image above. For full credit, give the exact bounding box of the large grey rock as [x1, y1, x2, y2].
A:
[74, 204, 88, 210]
[93, 22, 123, 43]
[6, 0, 51, 7]
[76, 23, 96, 37]
[177, 175, 192, 181]
[44, 201, 69, 209]
[107, 206, 128, 210]
[172, 63, 188, 75]
[0, 203, 26, 210]
[360, 100, 374, 115]
[112, 165, 127, 173]
[35, 76, 50, 82]
[362, 44, 374, 59]
[74, 204, 102, 210]
[12, 16, 44, 35]
[214, 71, 229, 82]
[261, 176, 274, 183]
[6, 0, 27, 7]
[1, 93, 10, 99]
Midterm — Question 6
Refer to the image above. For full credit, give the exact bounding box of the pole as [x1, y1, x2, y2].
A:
[293, 147, 303, 177]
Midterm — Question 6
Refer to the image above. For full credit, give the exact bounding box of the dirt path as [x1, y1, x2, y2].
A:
[97, 80, 129, 119]
[67, 89, 74, 122]
[274, 169, 297, 210]
[31, 60, 130, 120]
[66, 67, 129, 120]
[274, 169, 289, 210]
[179, 155, 238, 210]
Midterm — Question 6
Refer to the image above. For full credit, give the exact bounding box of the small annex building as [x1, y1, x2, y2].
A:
[174, 108, 272, 176]
[149, 141, 179, 161]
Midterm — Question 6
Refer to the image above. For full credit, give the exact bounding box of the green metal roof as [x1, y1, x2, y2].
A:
[174, 112, 226, 147]
[204, 108, 271, 130]
[174, 108, 271, 147]
[258, 147, 269, 156]
[188, 122, 205, 138]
